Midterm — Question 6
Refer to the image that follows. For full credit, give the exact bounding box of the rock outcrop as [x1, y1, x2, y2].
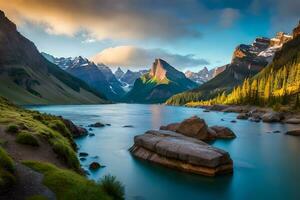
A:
[160, 116, 236, 140]
[130, 130, 233, 176]
[60, 117, 88, 138]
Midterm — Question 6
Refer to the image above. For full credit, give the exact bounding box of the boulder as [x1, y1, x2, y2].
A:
[237, 113, 249, 120]
[89, 122, 105, 127]
[130, 130, 233, 176]
[123, 125, 134, 128]
[175, 116, 209, 140]
[89, 162, 101, 170]
[160, 116, 236, 141]
[285, 118, 300, 124]
[160, 123, 180, 132]
[286, 130, 300, 136]
[261, 112, 282, 123]
[208, 104, 228, 111]
[230, 120, 237, 123]
[79, 152, 89, 157]
[222, 106, 249, 113]
[209, 126, 236, 139]
[61, 118, 88, 138]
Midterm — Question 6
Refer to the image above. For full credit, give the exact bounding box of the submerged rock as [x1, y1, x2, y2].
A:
[286, 130, 300, 136]
[123, 125, 134, 128]
[237, 113, 249, 120]
[130, 130, 233, 176]
[89, 122, 105, 127]
[79, 152, 89, 157]
[89, 162, 101, 170]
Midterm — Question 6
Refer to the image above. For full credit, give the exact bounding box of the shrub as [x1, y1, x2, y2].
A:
[16, 132, 39, 147]
[99, 175, 125, 200]
[0, 168, 16, 191]
[52, 140, 79, 170]
[0, 147, 14, 173]
[5, 124, 19, 134]
[23, 161, 111, 200]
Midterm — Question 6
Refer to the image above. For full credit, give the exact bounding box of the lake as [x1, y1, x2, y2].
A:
[29, 104, 300, 200]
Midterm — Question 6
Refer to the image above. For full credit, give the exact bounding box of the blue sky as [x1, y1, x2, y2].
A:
[1, 0, 299, 71]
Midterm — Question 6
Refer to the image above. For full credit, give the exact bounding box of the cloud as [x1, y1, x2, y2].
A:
[0, 0, 245, 41]
[0, 0, 207, 41]
[219, 8, 240, 28]
[90, 46, 209, 69]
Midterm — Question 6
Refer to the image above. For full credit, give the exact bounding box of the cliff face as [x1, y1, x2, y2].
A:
[124, 59, 197, 103]
[293, 21, 300, 38]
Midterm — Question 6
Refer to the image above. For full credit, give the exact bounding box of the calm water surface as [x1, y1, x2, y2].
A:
[29, 104, 300, 200]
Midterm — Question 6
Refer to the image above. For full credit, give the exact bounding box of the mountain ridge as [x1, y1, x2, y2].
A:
[0, 11, 107, 105]
[124, 58, 197, 103]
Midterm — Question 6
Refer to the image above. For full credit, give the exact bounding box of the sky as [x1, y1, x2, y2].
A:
[0, 0, 299, 71]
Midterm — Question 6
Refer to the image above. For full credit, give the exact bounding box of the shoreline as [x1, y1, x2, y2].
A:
[189, 104, 300, 124]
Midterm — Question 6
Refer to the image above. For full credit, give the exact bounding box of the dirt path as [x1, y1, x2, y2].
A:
[0, 126, 70, 199]
[0, 162, 56, 200]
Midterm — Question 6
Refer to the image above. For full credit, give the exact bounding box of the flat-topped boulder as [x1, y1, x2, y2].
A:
[160, 116, 236, 140]
[130, 130, 233, 176]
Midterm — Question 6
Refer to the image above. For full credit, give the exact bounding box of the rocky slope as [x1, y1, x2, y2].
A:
[166, 32, 293, 105]
[185, 67, 214, 84]
[116, 68, 148, 91]
[130, 116, 235, 176]
[43, 54, 126, 101]
[0, 10, 106, 105]
[124, 59, 197, 103]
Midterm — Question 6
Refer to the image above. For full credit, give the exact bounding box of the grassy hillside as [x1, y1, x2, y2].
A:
[186, 36, 300, 111]
[0, 96, 124, 199]
[0, 10, 107, 105]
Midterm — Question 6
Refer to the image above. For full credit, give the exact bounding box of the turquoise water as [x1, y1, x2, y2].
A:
[29, 104, 300, 200]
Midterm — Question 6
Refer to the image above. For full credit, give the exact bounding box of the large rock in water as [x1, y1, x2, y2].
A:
[130, 130, 233, 176]
[160, 116, 236, 140]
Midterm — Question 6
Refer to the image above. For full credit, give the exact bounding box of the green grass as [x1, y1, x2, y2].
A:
[0, 147, 14, 173]
[0, 97, 80, 171]
[0, 147, 16, 191]
[16, 131, 39, 147]
[5, 123, 19, 134]
[23, 161, 120, 200]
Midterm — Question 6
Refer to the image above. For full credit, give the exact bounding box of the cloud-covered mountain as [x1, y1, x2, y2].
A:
[42, 53, 125, 101]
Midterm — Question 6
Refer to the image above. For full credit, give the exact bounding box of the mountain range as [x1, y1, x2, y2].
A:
[166, 31, 293, 105]
[42, 53, 126, 100]
[0, 11, 106, 105]
[186, 22, 300, 108]
[114, 67, 148, 91]
[124, 59, 198, 103]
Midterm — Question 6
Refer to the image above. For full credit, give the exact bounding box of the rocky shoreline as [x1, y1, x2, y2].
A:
[130, 116, 235, 176]
[197, 105, 300, 124]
